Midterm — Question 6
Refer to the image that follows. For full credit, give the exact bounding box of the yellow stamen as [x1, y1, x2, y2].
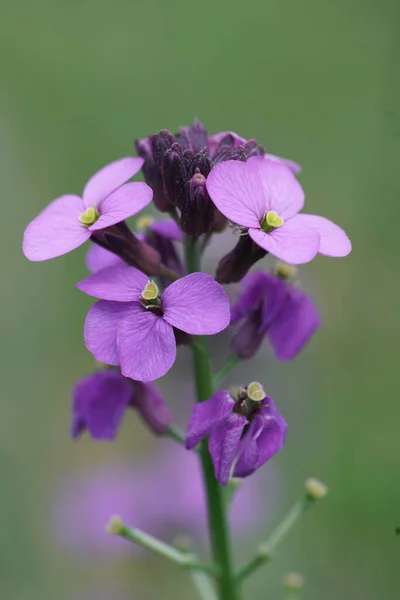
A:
[247, 381, 265, 402]
[79, 206, 100, 227]
[141, 280, 160, 301]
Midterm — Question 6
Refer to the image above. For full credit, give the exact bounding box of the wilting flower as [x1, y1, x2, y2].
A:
[86, 217, 183, 279]
[51, 445, 278, 561]
[206, 156, 351, 264]
[231, 270, 320, 360]
[186, 383, 287, 485]
[23, 157, 152, 261]
[77, 269, 230, 381]
[71, 370, 172, 439]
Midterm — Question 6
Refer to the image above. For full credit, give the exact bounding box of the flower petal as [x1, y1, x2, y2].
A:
[249, 216, 320, 264]
[232, 418, 263, 478]
[83, 157, 144, 207]
[131, 381, 172, 434]
[208, 413, 246, 486]
[185, 391, 235, 449]
[118, 312, 176, 382]
[293, 214, 351, 257]
[72, 371, 133, 441]
[230, 271, 287, 328]
[206, 160, 265, 227]
[149, 219, 183, 242]
[256, 400, 287, 467]
[84, 301, 140, 365]
[265, 154, 302, 175]
[90, 182, 153, 231]
[162, 273, 230, 335]
[268, 287, 320, 360]
[23, 194, 90, 261]
[86, 244, 125, 273]
[77, 266, 148, 301]
[253, 157, 304, 219]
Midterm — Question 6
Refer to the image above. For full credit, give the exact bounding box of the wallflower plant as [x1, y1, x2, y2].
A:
[23, 118, 351, 600]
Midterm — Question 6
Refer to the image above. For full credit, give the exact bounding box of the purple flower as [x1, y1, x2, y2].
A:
[208, 131, 301, 173]
[186, 383, 287, 485]
[231, 270, 320, 360]
[77, 269, 230, 381]
[206, 156, 352, 264]
[23, 157, 152, 261]
[85, 217, 183, 276]
[71, 370, 172, 439]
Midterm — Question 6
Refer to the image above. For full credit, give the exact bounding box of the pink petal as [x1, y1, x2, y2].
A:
[254, 157, 304, 219]
[293, 214, 351, 257]
[83, 157, 144, 207]
[90, 182, 153, 231]
[208, 413, 246, 486]
[149, 219, 183, 242]
[23, 195, 90, 261]
[249, 217, 320, 264]
[265, 154, 302, 175]
[206, 160, 265, 227]
[84, 301, 139, 365]
[86, 244, 125, 273]
[185, 391, 235, 449]
[77, 266, 148, 301]
[162, 273, 230, 335]
[118, 312, 176, 382]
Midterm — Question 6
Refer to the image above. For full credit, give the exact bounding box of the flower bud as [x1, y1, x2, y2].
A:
[244, 139, 265, 158]
[282, 572, 305, 592]
[187, 148, 212, 179]
[130, 381, 173, 435]
[305, 477, 328, 500]
[216, 234, 267, 284]
[135, 137, 171, 212]
[180, 172, 214, 236]
[162, 143, 187, 209]
[105, 515, 124, 535]
[187, 117, 208, 153]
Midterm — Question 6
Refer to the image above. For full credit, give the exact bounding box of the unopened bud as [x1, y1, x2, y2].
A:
[216, 234, 267, 284]
[105, 514, 124, 535]
[305, 477, 328, 500]
[162, 143, 187, 208]
[181, 172, 214, 236]
[187, 118, 208, 154]
[282, 572, 305, 591]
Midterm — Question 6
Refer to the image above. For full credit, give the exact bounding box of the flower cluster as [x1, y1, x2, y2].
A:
[23, 117, 351, 488]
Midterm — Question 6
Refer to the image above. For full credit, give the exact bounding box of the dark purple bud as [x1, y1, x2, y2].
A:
[244, 140, 266, 158]
[135, 136, 171, 212]
[231, 307, 264, 358]
[174, 127, 191, 150]
[187, 148, 212, 179]
[181, 172, 214, 236]
[151, 130, 175, 166]
[162, 143, 188, 209]
[188, 118, 209, 153]
[216, 234, 267, 284]
[211, 133, 235, 162]
[225, 147, 247, 162]
[211, 208, 228, 233]
[130, 380, 172, 435]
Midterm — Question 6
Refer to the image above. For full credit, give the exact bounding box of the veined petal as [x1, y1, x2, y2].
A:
[162, 273, 230, 335]
[185, 391, 235, 449]
[233, 418, 263, 478]
[23, 194, 90, 261]
[149, 219, 183, 242]
[208, 413, 246, 486]
[86, 244, 125, 273]
[249, 216, 320, 264]
[206, 160, 265, 227]
[90, 182, 153, 231]
[77, 266, 148, 301]
[294, 214, 351, 257]
[268, 287, 320, 360]
[84, 301, 139, 365]
[83, 157, 144, 207]
[253, 157, 304, 219]
[118, 312, 176, 382]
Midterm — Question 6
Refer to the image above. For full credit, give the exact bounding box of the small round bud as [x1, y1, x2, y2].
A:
[282, 572, 305, 591]
[79, 206, 100, 227]
[105, 514, 124, 535]
[305, 477, 328, 500]
[141, 280, 160, 301]
[247, 381, 265, 402]
[137, 215, 155, 231]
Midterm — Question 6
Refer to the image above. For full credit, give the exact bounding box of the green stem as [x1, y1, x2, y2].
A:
[236, 495, 315, 582]
[191, 571, 219, 600]
[185, 235, 239, 600]
[213, 354, 240, 388]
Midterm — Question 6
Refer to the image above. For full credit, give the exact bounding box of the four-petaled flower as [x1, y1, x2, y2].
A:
[231, 270, 320, 360]
[186, 383, 287, 485]
[23, 157, 152, 261]
[77, 268, 230, 382]
[206, 156, 351, 264]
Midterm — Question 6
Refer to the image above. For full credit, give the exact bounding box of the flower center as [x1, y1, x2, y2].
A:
[246, 381, 265, 402]
[140, 280, 162, 313]
[79, 206, 100, 227]
[232, 381, 267, 417]
[136, 215, 155, 231]
[260, 210, 284, 233]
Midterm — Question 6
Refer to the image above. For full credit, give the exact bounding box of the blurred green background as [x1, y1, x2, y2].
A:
[1, 0, 399, 598]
